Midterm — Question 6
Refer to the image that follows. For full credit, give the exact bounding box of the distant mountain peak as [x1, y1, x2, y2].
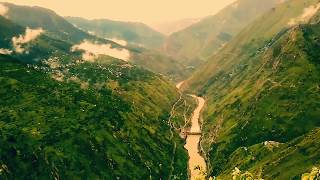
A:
[151, 18, 202, 35]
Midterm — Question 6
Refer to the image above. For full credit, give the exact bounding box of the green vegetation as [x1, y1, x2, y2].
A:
[2, 0, 320, 179]
[0, 16, 24, 49]
[184, 0, 320, 179]
[218, 129, 320, 179]
[302, 166, 320, 180]
[0, 54, 190, 179]
[0, 4, 193, 178]
[165, 0, 282, 67]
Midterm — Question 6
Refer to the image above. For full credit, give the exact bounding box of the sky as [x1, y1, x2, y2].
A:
[2, 0, 237, 24]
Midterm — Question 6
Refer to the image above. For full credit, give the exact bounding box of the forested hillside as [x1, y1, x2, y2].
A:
[0, 54, 192, 179]
[184, 0, 320, 178]
[0, 3, 194, 179]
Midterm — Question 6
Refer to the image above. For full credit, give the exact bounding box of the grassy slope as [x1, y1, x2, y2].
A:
[0, 3, 192, 179]
[0, 54, 190, 179]
[220, 128, 320, 179]
[183, 0, 320, 178]
[164, 0, 282, 67]
[211, 21, 320, 179]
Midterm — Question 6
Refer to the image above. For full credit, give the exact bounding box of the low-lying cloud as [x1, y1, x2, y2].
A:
[109, 38, 128, 46]
[71, 40, 130, 61]
[288, 3, 320, 26]
[0, 48, 12, 55]
[87, 30, 96, 35]
[0, 3, 8, 17]
[12, 27, 44, 53]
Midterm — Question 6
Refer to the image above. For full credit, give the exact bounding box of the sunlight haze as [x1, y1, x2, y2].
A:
[1, 0, 319, 179]
[1, 0, 237, 24]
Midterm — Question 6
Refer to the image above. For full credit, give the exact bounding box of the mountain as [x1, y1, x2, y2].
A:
[0, 13, 89, 65]
[129, 46, 190, 81]
[0, 2, 124, 61]
[65, 16, 165, 49]
[151, 18, 201, 35]
[0, 15, 24, 49]
[164, 0, 285, 67]
[65, 17, 188, 81]
[0, 53, 195, 179]
[1, 2, 97, 43]
[183, 0, 320, 178]
[0, 3, 188, 81]
[0, 3, 199, 178]
[0, 2, 199, 178]
[3, 0, 319, 179]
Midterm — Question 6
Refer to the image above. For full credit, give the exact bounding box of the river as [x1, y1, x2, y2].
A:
[176, 82, 206, 179]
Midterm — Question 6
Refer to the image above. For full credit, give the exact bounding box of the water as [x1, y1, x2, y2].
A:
[184, 96, 206, 179]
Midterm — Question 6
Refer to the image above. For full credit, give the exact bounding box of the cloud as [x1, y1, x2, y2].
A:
[87, 31, 96, 35]
[12, 27, 44, 53]
[71, 40, 130, 61]
[0, 3, 8, 17]
[109, 38, 128, 46]
[288, 3, 320, 26]
[0, 48, 12, 55]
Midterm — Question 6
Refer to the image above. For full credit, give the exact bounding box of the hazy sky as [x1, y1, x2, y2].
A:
[2, 0, 237, 24]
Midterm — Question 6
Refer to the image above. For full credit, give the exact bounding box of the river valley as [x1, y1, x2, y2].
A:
[176, 82, 206, 179]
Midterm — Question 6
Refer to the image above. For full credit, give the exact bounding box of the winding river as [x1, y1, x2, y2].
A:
[176, 82, 206, 179]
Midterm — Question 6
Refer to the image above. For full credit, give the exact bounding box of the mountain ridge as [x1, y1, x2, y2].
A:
[183, 0, 320, 178]
[0, 3, 188, 81]
[65, 16, 165, 49]
[164, 0, 286, 67]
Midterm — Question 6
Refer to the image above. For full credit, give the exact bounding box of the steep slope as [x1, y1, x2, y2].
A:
[0, 14, 87, 65]
[0, 52, 192, 178]
[0, 3, 125, 63]
[0, 16, 24, 49]
[185, 0, 320, 91]
[66, 16, 165, 49]
[129, 46, 190, 81]
[1, 2, 95, 43]
[0, 3, 188, 81]
[165, 0, 284, 67]
[184, 0, 320, 178]
[65, 17, 189, 81]
[0, 4, 196, 178]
